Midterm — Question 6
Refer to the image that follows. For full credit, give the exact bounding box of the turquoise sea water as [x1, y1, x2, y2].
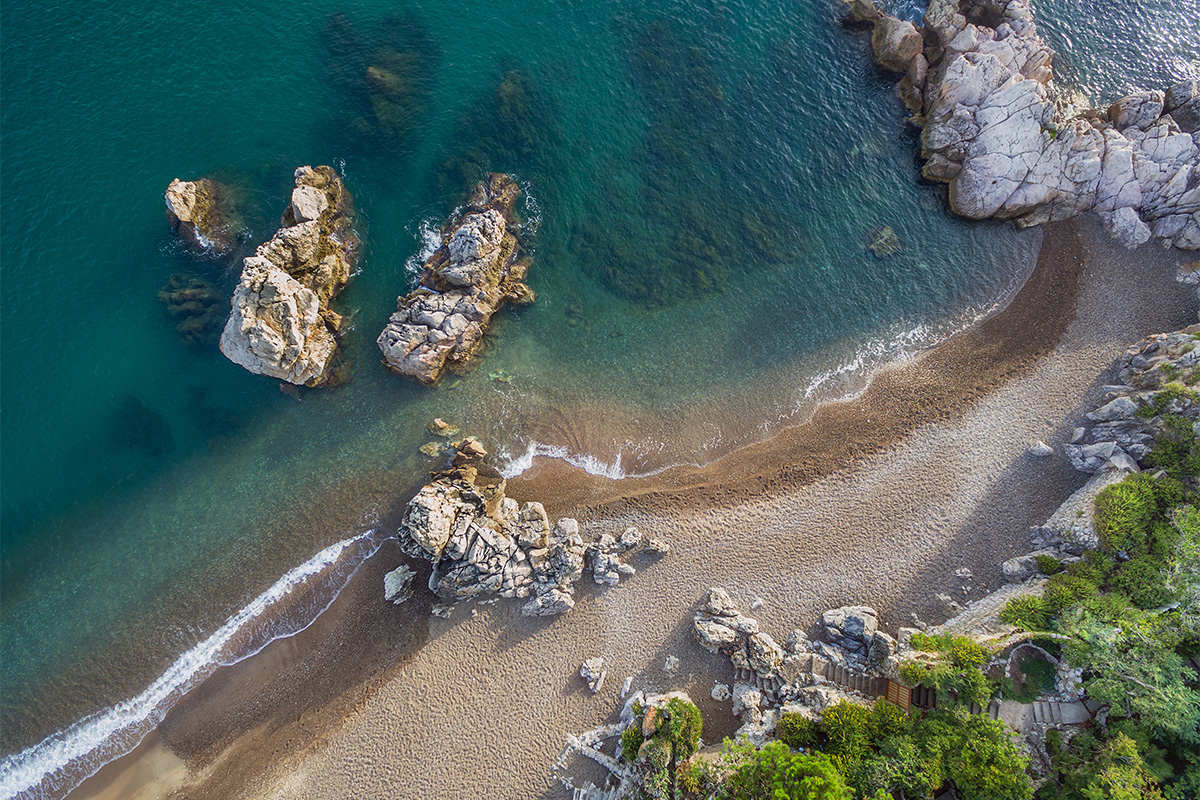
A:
[0, 0, 1194, 795]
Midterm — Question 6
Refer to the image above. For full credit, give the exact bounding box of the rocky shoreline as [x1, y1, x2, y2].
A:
[850, 0, 1199, 249]
[219, 166, 359, 387]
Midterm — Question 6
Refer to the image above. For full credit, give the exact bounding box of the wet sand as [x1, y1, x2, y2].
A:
[69, 216, 1197, 800]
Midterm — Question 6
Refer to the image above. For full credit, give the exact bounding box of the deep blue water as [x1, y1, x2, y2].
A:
[1, 0, 1194, 795]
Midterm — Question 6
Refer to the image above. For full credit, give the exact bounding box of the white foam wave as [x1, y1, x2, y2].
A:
[499, 441, 657, 481]
[403, 217, 446, 283]
[0, 530, 388, 800]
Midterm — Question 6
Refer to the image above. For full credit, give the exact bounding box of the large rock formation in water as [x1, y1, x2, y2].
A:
[394, 444, 667, 616]
[164, 177, 246, 258]
[848, 0, 1199, 249]
[377, 173, 535, 385]
[219, 166, 358, 386]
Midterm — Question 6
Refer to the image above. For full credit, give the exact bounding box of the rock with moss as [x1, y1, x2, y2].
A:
[393, 446, 664, 615]
[164, 177, 246, 257]
[219, 166, 359, 386]
[846, 0, 1200, 249]
[377, 173, 535, 385]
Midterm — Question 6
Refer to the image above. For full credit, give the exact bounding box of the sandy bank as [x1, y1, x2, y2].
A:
[71, 216, 1197, 800]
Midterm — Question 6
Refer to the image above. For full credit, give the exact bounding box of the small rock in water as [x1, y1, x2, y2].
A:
[867, 225, 902, 257]
[663, 655, 680, 675]
[711, 683, 732, 701]
[580, 657, 607, 693]
[427, 418, 460, 438]
[621, 676, 633, 697]
[383, 564, 416, 604]
[488, 369, 514, 384]
[418, 441, 447, 458]
[1030, 440, 1054, 457]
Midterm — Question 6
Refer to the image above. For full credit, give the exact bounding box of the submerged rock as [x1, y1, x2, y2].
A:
[220, 166, 359, 386]
[866, 225, 902, 257]
[847, 0, 1200, 250]
[164, 177, 246, 258]
[377, 174, 535, 385]
[158, 272, 224, 347]
[392, 450, 666, 616]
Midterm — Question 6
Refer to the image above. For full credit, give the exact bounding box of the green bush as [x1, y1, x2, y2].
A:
[1096, 477, 1159, 554]
[721, 741, 851, 800]
[898, 660, 927, 686]
[1067, 550, 1115, 585]
[1147, 413, 1200, 483]
[777, 713, 822, 750]
[821, 702, 871, 759]
[621, 724, 645, 763]
[661, 697, 704, 762]
[1111, 555, 1174, 609]
[1044, 573, 1099, 612]
[1035, 554, 1064, 575]
[1001, 595, 1051, 631]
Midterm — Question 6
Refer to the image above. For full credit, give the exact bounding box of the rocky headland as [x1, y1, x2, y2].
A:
[849, 0, 1199, 249]
[377, 173, 535, 385]
[164, 177, 247, 258]
[219, 165, 359, 387]
[389, 438, 667, 617]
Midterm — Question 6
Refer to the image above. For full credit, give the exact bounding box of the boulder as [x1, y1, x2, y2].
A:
[580, 657, 607, 693]
[378, 174, 535, 385]
[872, 17, 923, 74]
[220, 166, 358, 386]
[164, 177, 245, 257]
[384, 564, 416, 604]
[821, 605, 879, 651]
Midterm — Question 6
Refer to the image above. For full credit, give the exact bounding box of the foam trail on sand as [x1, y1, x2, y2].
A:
[0, 529, 389, 800]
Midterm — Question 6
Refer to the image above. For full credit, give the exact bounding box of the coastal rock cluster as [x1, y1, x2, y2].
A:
[394, 448, 667, 616]
[692, 588, 895, 716]
[219, 166, 359, 386]
[849, 0, 1200, 249]
[1063, 325, 1200, 473]
[377, 174, 535, 385]
[164, 177, 246, 258]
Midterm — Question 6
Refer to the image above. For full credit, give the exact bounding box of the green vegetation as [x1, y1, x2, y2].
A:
[623, 697, 704, 798]
[901, 632, 997, 707]
[1035, 554, 1065, 575]
[1001, 595, 1052, 631]
[720, 741, 851, 800]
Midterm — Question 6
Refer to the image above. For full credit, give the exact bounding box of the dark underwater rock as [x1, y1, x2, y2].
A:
[157, 272, 223, 347]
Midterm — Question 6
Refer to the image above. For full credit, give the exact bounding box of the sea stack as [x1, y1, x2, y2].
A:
[164, 177, 246, 258]
[377, 173, 535, 386]
[219, 165, 358, 386]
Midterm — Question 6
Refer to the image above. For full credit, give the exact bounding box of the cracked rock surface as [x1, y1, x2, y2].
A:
[377, 173, 535, 385]
[850, 0, 1199, 249]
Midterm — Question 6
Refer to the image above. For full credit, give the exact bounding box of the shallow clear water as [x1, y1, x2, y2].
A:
[1, 0, 1192, 793]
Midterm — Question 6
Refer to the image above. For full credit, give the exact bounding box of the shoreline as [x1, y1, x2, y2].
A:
[66, 214, 1197, 800]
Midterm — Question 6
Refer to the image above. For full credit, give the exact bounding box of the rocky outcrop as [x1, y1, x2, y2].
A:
[219, 166, 358, 386]
[378, 174, 535, 385]
[1064, 325, 1200, 473]
[394, 447, 666, 616]
[164, 177, 246, 257]
[848, 0, 1200, 249]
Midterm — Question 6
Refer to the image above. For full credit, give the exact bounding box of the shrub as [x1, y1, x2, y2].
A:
[1146, 413, 1200, 480]
[948, 637, 992, 668]
[867, 699, 907, 741]
[1096, 477, 1159, 554]
[821, 702, 871, 759]
[662, 697, 704, 762]
[1067, 550, 1115, 585]
[898, 660, 927, 686]
[1000, 595, 1051, 631]
[1111, 555, 1175, 609]
[721, 741, 852, 800]
[1035, 554, 1064, 575]
[777, 713, 822, 750]
[621, 725, 645, 763]
[1044, 573, 1099, 612]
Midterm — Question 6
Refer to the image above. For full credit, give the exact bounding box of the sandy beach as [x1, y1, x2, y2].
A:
[70, 215, 1198, 800]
